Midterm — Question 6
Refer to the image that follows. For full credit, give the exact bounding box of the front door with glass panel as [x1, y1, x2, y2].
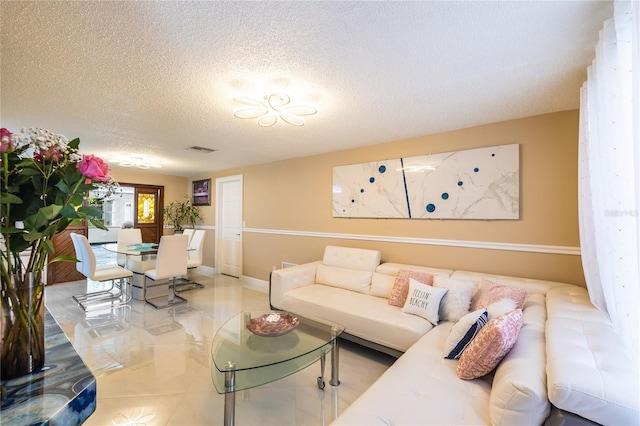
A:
[134, 186, 163, 243]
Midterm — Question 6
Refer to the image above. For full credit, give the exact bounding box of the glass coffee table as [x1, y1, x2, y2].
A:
[210, 311, 345, 426]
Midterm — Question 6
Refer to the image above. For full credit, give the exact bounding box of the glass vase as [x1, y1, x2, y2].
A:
[1, 272, 45, 380]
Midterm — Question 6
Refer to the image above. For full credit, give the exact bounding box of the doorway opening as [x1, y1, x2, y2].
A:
[87, 183, 164, 244]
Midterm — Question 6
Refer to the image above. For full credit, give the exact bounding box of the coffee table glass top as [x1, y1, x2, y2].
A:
[210, 311, 345, 393]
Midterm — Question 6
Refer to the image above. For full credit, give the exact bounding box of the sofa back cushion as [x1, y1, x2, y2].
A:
[322, 245, 381, 271]
[450, 270, 569, 296]
[371, 272, 396, 298]
[316, 264, 373, 294]
[376, 262, 453, 278]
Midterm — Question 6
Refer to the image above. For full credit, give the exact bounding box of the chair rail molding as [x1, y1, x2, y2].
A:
[243, 228, 580, 256]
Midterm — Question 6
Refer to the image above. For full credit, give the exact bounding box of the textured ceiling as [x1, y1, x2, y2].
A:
[1, 1, 612, 177]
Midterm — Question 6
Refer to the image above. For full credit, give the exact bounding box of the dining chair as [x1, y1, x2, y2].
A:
[70, 233, 133, 310]
[116, 228, 156, 281]
[182, 228, 195, 245]
[116, 228, 142, 267]
[176, 229, 205, 291]
[144, 234, 189, 309]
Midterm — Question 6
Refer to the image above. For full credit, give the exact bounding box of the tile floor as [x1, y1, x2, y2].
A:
[45, 256, 395, 426]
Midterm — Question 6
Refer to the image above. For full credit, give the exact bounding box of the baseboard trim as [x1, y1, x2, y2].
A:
[243, 228, 580, 256]
[241, 275, 268, 293]
[194, 265, 215, 275]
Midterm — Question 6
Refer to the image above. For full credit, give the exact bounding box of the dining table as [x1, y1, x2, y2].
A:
[101, 242, 159, 301]
[100, 242, 197, 301]
[101, 242, 159, 256]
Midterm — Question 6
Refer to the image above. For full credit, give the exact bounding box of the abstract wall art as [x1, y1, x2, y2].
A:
[332, 144, 519, 220]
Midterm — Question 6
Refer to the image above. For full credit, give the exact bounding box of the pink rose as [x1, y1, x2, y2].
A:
[77, 154, 111, 182]
[0, 128, 15, 153]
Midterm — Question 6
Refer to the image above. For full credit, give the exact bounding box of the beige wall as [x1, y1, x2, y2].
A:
[197, 110, 585, 286]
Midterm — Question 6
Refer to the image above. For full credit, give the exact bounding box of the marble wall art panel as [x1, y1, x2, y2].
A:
[333, 144, 519, 220]
[332, 159, 407, 218]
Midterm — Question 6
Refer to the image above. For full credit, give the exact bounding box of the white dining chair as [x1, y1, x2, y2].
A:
[144, 234, 189, 309]
[116, 228, 142, 267]
[116, 228, 156, 280]
[176, 229, 205, 291]
[116, 228, 157, 301]
[70, 233, 133, 310]
[182, 228, 195, 245]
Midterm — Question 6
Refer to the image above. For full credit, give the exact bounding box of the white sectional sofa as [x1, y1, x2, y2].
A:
[269, 246, 639, 425]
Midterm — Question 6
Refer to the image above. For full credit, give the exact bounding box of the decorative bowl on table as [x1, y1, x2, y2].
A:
[246, 313, 300, 337]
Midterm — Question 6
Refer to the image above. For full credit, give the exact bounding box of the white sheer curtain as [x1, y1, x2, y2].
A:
[578, 0, 639, 360]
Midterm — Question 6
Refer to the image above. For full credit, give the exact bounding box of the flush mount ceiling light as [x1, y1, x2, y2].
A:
[233, 93, 317, 127]
[118, 156, 161, 169]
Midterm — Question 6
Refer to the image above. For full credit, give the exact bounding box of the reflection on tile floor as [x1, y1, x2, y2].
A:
[45, 269, 395, 425]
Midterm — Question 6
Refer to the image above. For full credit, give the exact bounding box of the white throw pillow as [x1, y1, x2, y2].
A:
[401, 278, 448, 325]
[433, 276, 476, 322]
[444, 308, 489, 359]
[487, 298, 517, 320]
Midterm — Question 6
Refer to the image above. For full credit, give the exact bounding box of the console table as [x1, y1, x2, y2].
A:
[0, 309, 97, 425]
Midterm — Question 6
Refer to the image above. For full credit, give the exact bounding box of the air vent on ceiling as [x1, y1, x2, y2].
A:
[187, 146, 216, 153]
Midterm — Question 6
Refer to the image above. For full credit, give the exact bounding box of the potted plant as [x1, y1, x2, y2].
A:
[163, 198, 202, 232]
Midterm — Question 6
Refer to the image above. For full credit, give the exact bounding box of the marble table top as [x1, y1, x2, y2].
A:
[1, 308, 97, 425]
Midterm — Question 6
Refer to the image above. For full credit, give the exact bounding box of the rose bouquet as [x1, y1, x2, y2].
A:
[1, 127, 116, 379]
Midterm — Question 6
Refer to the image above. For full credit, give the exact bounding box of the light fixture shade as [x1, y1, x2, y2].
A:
[234, 93, 317, 127]
[118, 156, 161, 169]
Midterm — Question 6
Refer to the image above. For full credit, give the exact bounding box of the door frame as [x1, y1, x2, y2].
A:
[215, 175, 243, 277]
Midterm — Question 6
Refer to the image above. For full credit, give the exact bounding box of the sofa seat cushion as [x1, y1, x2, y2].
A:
[332, 323, 491, 425]
[277, 284, 433, 352]
[546, 287, 640, 425]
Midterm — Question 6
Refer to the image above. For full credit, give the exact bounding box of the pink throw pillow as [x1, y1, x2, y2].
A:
[470, 278, 527, 311]
[388, 270, 434, 307]
[456, 309, 524, 380]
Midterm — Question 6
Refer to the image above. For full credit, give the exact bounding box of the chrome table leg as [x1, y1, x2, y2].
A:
[224, 361, 236, 426]
[317, 352, 326, 389]
[330, 327, 340, 386]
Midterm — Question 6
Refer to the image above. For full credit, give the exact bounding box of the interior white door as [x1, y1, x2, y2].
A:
[217, 176, 243, 277]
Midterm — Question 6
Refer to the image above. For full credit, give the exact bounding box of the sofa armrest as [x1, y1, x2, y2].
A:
[269, 261, 322, 309]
